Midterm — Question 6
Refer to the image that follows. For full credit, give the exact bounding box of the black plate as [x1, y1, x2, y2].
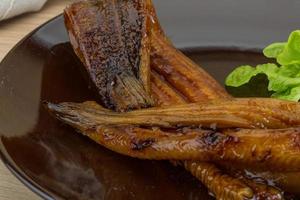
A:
[0, 0, 300, 199]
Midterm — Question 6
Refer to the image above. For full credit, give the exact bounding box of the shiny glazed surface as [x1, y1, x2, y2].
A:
[1, 0, 300, 198]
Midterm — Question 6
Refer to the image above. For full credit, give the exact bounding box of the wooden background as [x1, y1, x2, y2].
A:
[0, 1, 72, 199]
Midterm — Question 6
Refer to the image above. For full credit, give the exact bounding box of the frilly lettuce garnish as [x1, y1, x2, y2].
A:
[225, 30, 300, 101]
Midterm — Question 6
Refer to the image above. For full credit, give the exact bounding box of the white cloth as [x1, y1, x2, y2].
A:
[0, 0, 47, 21]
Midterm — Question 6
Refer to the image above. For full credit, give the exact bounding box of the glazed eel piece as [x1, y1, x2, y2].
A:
[45, 100, 300, 172]
[148, 36, 284, 199]
[150, 31, 286, 198]
[45, 74, 282, 197]
[149, 31, 285, 199]
[64, 0, 153, 111]
[46, 97, 300, 129]
[150, 32, 230, 102]
[45, 76, 282, 199]
[134, 75, 290, 198]
[149, 27, 286, 198]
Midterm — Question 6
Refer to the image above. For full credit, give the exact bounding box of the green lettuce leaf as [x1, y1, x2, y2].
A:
[225, 64, 279, 87]
[266, 64, 300, 92]
[225, 30, 300, 102]
[263, 42, 286, 58]
[277, 30, 300, 65]
[272, 86, 300, 102]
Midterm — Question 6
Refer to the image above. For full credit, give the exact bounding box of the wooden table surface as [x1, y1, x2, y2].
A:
[0, 1, 72, 199]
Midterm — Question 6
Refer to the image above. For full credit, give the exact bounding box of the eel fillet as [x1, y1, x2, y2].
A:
[149, 29, 284, 199]
[64, 0, 153, 111]
[149, 67, 283, 199]
[150, 29, 230, 102]
[45, 98, 300, 129]
[43, 103, 300, 173]
[151, 58, 284, 200]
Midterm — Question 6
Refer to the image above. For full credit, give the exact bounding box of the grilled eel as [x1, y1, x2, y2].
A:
[44, 74, 284, 196]
[44, 51, 290, 197]
[151, 73, 281, 200]
[56, 0, 286, 198]
[45, 98, 300, 129]
[151, 47, 284, 200]
[64, 0, 153, 111]
[149, 32, 288, 198]
[47, 72, 284, 199]
[150, 32, 229, 102]
[44, 101, 300, 172]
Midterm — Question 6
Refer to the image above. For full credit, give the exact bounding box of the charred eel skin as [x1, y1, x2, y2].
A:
[64, 0, 153, 111]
